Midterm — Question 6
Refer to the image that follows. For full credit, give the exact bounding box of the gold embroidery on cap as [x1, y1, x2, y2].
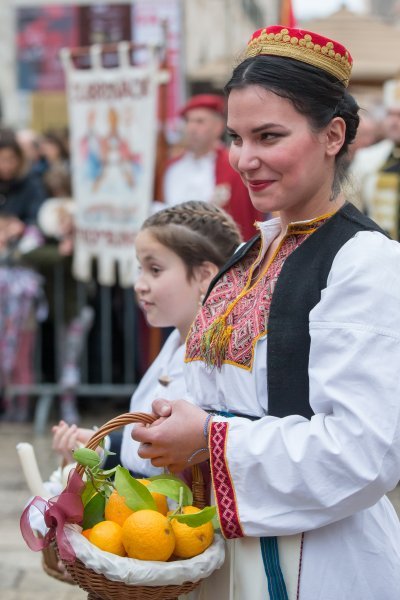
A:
[244, 28, 352, 86]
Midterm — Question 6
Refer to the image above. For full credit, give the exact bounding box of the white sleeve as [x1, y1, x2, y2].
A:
[120, 330, 186, 477]
[211, 231, 400, 538]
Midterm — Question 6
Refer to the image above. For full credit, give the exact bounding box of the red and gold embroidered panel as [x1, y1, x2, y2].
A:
[186, 222, 325, 370]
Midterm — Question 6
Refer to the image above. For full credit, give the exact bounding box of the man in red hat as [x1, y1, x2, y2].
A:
[163, 93, 262, 240]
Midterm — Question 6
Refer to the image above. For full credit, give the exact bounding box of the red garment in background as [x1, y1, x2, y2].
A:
[164, 144, 263, 241]
[214, 145, 263, 241]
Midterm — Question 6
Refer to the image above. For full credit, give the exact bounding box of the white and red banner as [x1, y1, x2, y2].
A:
[63, 48, 159, 286]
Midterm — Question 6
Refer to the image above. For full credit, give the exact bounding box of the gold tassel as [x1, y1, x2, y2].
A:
[200, 315, 233, 369]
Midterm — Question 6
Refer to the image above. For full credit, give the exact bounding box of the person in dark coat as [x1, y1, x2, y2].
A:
[0, 132, 47, 225]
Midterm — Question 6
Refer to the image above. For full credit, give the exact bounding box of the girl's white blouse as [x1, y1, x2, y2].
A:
[185, 219, 400, 599]
[121, 329, 185, 477]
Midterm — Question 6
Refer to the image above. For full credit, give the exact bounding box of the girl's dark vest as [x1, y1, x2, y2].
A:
[204, 203, 386, 420]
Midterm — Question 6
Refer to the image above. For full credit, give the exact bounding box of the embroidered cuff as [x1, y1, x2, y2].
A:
[209, 420, 244, 539]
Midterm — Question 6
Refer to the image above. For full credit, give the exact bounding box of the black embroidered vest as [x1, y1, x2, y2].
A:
[204, 203, 385, 420]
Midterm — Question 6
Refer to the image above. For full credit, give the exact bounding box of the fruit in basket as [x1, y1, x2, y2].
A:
[89, 520, 126, 557]
[105, 490, 134, 526]
[137, 479, 169, 515]
[81, 528, 92, 540]
[169, 506, 214, 558]
[122, 509, 175, 561]
[101, 478, 169, 528]
[71, 454, 218, 562]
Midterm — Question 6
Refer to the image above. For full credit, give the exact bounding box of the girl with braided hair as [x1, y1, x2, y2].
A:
[51, 200, 242, 477]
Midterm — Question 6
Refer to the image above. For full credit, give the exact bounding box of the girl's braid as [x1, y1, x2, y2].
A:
[141, 200, 243, 271]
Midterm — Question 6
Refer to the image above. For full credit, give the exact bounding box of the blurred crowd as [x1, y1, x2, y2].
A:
[0, 126, 76, 424]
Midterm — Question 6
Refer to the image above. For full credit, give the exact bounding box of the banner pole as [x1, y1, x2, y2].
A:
[153, 18, 169, 204]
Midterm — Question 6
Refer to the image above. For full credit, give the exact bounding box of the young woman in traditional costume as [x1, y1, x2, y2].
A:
[133, 26, 400, 599]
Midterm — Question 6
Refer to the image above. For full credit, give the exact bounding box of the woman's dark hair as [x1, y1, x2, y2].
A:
[0, 130, 25, 177]
[141, 200, 242, 279]
[224, 55, 360, 198]
[42, 129, 70, 161]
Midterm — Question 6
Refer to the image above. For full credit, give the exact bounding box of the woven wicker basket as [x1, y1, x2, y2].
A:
[58, 412, 208, 600]
[42, 540, 76, 584]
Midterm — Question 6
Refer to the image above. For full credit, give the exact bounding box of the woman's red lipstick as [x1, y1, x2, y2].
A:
[247, 180, 275, 192]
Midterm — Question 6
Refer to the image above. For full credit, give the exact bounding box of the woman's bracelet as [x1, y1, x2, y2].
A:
[187, 447, 209, 463]
[187, 413, 215, 464]
[203, 412, 215, 439]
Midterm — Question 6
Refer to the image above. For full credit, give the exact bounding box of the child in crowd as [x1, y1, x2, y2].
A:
[51, 200, 242, 475]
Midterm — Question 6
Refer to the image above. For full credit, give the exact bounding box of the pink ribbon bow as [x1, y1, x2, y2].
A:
[20, 468, 85, 562]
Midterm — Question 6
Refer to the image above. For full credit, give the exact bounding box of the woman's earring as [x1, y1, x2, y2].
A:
[198, 293, 205, 307]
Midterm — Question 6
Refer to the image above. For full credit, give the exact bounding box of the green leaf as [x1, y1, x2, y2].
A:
[82, 493, 105, 529]
[114, 466, 156, 511]
[104, 449, 117, 457]
[94, 468, 117, 481]
[73, 448, 101, 468]
[98, 439, 116, 458]
[170, 506, 216, 528]
[211, 513, 221, 532]
[103, 484, 114, 501]
[81, 480, 97, 507]
[148, 475, 193, 506]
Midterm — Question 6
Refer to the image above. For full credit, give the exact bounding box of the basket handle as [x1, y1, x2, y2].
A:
[78, 411, 206, 508]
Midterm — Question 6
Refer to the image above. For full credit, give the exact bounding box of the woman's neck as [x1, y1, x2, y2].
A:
[278, 194, 345, 232]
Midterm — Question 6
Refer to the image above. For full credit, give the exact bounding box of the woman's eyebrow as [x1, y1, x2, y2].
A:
[227, 122, 286, 134]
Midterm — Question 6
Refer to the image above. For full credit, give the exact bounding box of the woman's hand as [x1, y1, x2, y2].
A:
[51, 421, 94, 465]
[132, 399, 210, 472]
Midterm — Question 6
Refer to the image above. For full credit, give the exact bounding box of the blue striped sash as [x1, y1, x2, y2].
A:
[209, 410, 289, 598]
[260, 536, 289, 600]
